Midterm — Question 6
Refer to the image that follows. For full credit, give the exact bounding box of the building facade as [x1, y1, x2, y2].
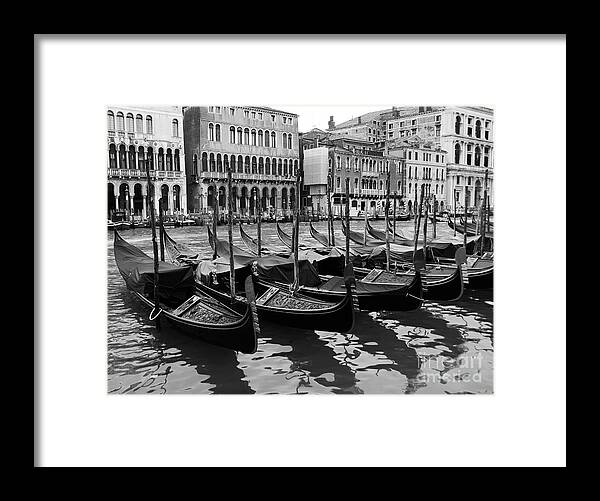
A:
[301, 130, 404, 217]
[183, 106, 300, 217]
[384, 137, 448, 214]
[385, 106, 494, 211]
[107, 105, 187, 219]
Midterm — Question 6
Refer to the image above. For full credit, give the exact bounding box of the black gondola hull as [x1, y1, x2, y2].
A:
[465, 267, 494, 289]
[422, 266, 464, 301]
[130, 289, 258, 354]
[295, 272, 423, 312]
[197, 281, 355, 333]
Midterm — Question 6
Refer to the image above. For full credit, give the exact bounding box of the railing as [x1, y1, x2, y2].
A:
[197, 172, 295, 182]
[108, 168, 184, 179]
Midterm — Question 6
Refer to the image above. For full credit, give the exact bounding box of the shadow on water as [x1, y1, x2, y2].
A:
[349, 311, 421, 393]
[107, 228, 493, 394]
[108, 279, 254, 394]
[259, 322, 363, 394]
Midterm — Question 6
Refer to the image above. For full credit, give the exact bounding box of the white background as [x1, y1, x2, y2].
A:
[36, 36, 566, 467]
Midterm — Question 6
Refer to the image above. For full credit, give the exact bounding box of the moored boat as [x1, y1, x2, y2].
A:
[113, 231, 259, 353]
[163, 228, 356, 332]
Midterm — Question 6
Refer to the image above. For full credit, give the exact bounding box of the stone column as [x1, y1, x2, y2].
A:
[142, 194, 147, 219]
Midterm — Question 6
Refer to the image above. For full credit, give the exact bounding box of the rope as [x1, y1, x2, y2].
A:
[149, 307, 162, 321]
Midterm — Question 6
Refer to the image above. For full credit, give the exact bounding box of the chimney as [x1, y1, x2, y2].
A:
[328, 115, 336, 130]
[358, 116, 362, 124]
[418, 106, 425, 113]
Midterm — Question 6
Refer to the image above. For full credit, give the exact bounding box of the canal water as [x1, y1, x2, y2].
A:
[107, 218, 493, 394]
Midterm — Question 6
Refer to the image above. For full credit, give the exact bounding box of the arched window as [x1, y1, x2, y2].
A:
[454, 143, 461, 164]
[237, 155, 244, 173]
[251, 156, 257, 174]
[193, 154, 198, 175]
[137, 146, 145, 170]
[265, 130, 270, 147]
[201, 152, 208, 171]
[271, 131, 276, 148]
[474, 146, 481, 166]
[116, 112, 125, 130]
[251, 129, 257, 146]
[230, 126, 236, 143]
[166, 148, 173, 170]
[208, 123, 215, 141]
[172, 119, 179, 137]
[283, 159, 288, 177]
[455, 115, 461, 135]
[258, 157, 264, 174]
[258, 130, 264, 146]
[146, 115, 153, 134]
[107, 111, 115, 130]
[128, 145, 136, 168]
[244, 128, 250, 145]
[147, 147, 154, 169]
[108, 143, 117, 169]
[209, 153, 215, 171]
[484, 146, 490, 167]
[294, 160, 298, 177]
[230, 155, 236, 172]
[283, 133, 288, 149]
[158, 148, 165, 170]
[215, 124, 221, 142]
[126, 113, 134, 133]
[174, 150, 180, 171]
[217, 154, 222, 171]
[278, 158, 282, 176]
[265, 158, 271, 175]
[244, 156, 250, 173]
[288, 134, 292, 149]
[475, 120, 481, 139]
[118, 144, 127, 169]
[237, 127, 243, 144]
[136, 114, 143, 132]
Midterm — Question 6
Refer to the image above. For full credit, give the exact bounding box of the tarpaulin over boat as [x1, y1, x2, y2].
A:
[296, 248, 345, 276]
[113, 232, 195, 305]
[315, 275, 413, 294]
[207, 225, 257, 267]
[207, 226, 322, 287]
[254, 254, 322, 287]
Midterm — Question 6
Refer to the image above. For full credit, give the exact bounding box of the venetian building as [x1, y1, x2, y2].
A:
[385, 137, 448, 214]
[385, 106, 494, 211]
[301, 130, 403, 216]
[183, 106, 300, 218]
[107, 106, 187, 219]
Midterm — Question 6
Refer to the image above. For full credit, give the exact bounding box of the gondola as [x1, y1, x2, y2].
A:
[366, 218, 406, 243]
[113, 231, 259, 354]
[209, 225, 423, 312]
[340, 218, 381, 247]
[239, 223, 274, 256]
[396, 210, 411, 221]
[313, 220, 464, 301]
[447, 215, 492, 237]
[276, 220, 294, 250]
[163, 228, 356, 332]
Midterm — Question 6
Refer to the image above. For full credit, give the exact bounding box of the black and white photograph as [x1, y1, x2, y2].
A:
[107, 105, 494, 395]
[35, 35, 566, 467]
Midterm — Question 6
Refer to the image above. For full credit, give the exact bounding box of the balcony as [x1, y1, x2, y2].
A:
[196, 171, 296, 183]
[108, 168, 185, 179]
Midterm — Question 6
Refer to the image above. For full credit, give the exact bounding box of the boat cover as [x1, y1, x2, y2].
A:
[114, 232, 195, 304]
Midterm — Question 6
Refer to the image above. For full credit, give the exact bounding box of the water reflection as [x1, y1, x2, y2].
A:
[107, 225, 493, 394]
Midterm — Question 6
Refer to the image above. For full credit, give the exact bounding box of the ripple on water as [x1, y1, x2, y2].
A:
[107, 223, 493, 394]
